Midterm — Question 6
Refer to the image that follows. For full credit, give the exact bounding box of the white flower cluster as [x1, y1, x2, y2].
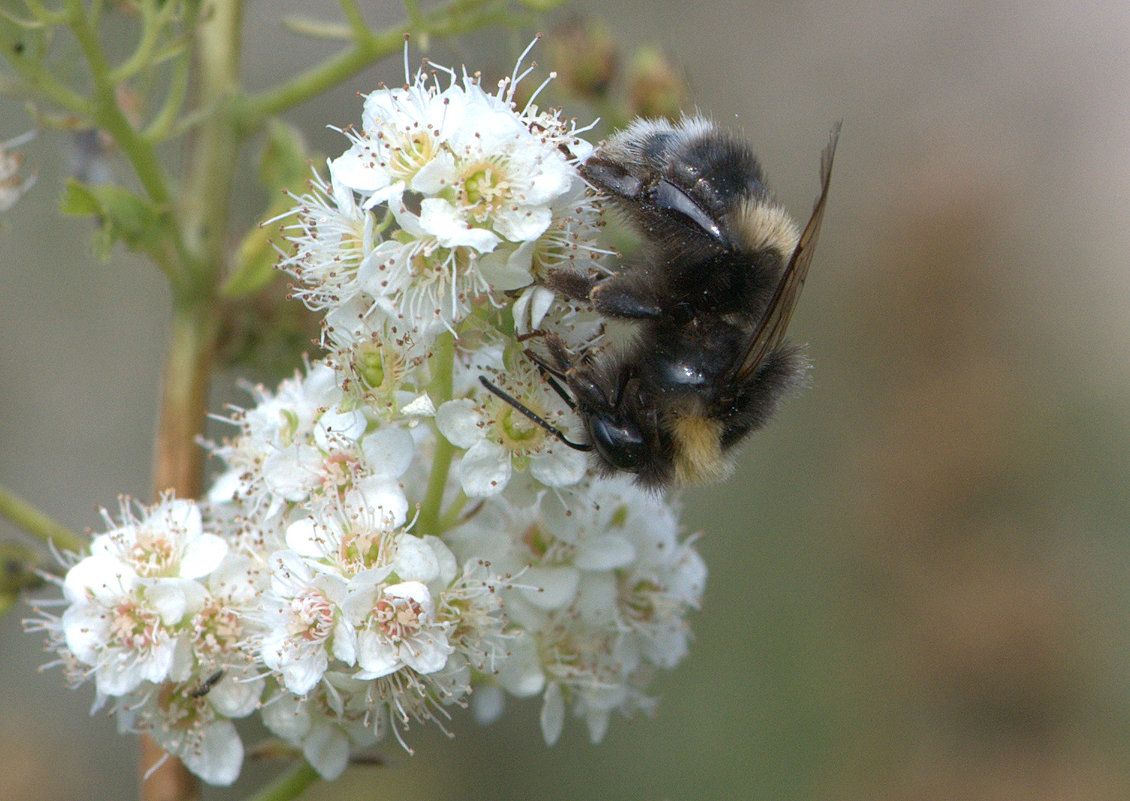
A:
[31, 47, 705, 786]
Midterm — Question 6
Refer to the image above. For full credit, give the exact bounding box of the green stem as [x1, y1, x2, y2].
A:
[64, 0, 175, 209]
[0, 484, 87, 554]
[436, 489, 470, 533]
[241, 762, 319, 801]
[240, 27, 406, 125]
[239, 0, 505, 126]
[1, 49, 92, 115]
[417, 334, 456, 537]
[339, 0, 370, 38]
[177, 0, 242, 290]
[152, 302, 218, 499]
[107, 0, 180, 84]
[143, 49, 190, 142]
[419, 435, 456, 538]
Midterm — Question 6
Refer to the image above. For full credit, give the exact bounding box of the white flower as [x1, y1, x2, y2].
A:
[61, 553, 201, 696]
[260, 679, 380, 780]
[283, 49, 598, 342]
[186, 556, 269, 705]
[207, 362, 345, 514]
[366, 230, 492, 337]
[436, 355, 587, 497]
[332, 75, 465, 204]
[0, 130, 36, 212]
[322, 299, 432, 414]
[346, 580, 452, 678]
[260, 550, 355, 695]
[283, 482, 411, 578]
[89, 496, 226, 580]
[208, 363, 420, 531]
[446, 474, 705, 744]
[116, 687, 246, 786]
[277, 169, 377, 311]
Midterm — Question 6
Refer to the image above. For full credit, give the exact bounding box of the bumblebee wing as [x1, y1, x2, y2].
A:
[732, 123, 840, 384]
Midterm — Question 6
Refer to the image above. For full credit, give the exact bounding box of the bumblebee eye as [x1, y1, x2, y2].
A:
[654, 179, 726, 243]
[588, 415, 648, 472]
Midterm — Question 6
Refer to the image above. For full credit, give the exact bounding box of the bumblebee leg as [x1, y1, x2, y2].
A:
[523, 347, 564, 377]
[542, 267, 600, 301]
[607, 363, 642, 408]
[583, 154, 726, 243]
[589, 272, 663, 319]
[544, 263, 662, 319]
[541, 332, 576, 371]
[581, 156, 645, 199]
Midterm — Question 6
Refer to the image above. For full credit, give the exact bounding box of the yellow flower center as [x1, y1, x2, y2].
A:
[389, 130, 436, 180]
[461, 159, 508, 220]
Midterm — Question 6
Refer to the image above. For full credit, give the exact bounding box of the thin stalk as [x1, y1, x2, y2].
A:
[177, 0, 242, 284]
[417, 334, 456, 537]
[239, 0, 506, 126]
[142, 299, 220, 801]
[240, 762, 319, 801]
[435, 489, 470, 534]
[151, 302, 218, 499]
[0, 484, 86, 554]
[64, 0, 176, 210]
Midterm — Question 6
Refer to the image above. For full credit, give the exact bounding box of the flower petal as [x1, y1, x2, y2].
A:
[303, 720, 351, 780]
[181, 720, 243, 786]
[574, 535, 635, 570]
[419, 198, 500, 251]
[391, 537, 439, 584]
[528, 446, 588, 487]
[435, 399, 482, 449]
[459, 440, 511, 497]
[520, 566, 580, 610]
[359, 427, 415, 480]
[540, 682, 565, 746]
[178, 533, 228, 579]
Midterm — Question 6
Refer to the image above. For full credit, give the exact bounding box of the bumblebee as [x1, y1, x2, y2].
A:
[483, 118, 839, 489]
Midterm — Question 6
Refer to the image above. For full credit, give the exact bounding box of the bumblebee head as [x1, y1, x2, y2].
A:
[587, 413, 649, 473]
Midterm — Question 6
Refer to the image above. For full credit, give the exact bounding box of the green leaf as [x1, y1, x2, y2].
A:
[60, 180, 169, 259]
[220, 120, 312, 298]
[221, 222, 278, 298]
[258, 119, 312, 191]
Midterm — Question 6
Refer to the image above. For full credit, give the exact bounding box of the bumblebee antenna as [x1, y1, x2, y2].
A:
[519, 348, 579, 411]
[478, 376, 592, 452]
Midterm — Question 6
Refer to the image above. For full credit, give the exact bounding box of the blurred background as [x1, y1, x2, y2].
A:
[3, 0, 1130, 798]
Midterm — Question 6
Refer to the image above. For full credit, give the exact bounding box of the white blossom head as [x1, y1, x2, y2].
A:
[279, 43, 600, 342]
